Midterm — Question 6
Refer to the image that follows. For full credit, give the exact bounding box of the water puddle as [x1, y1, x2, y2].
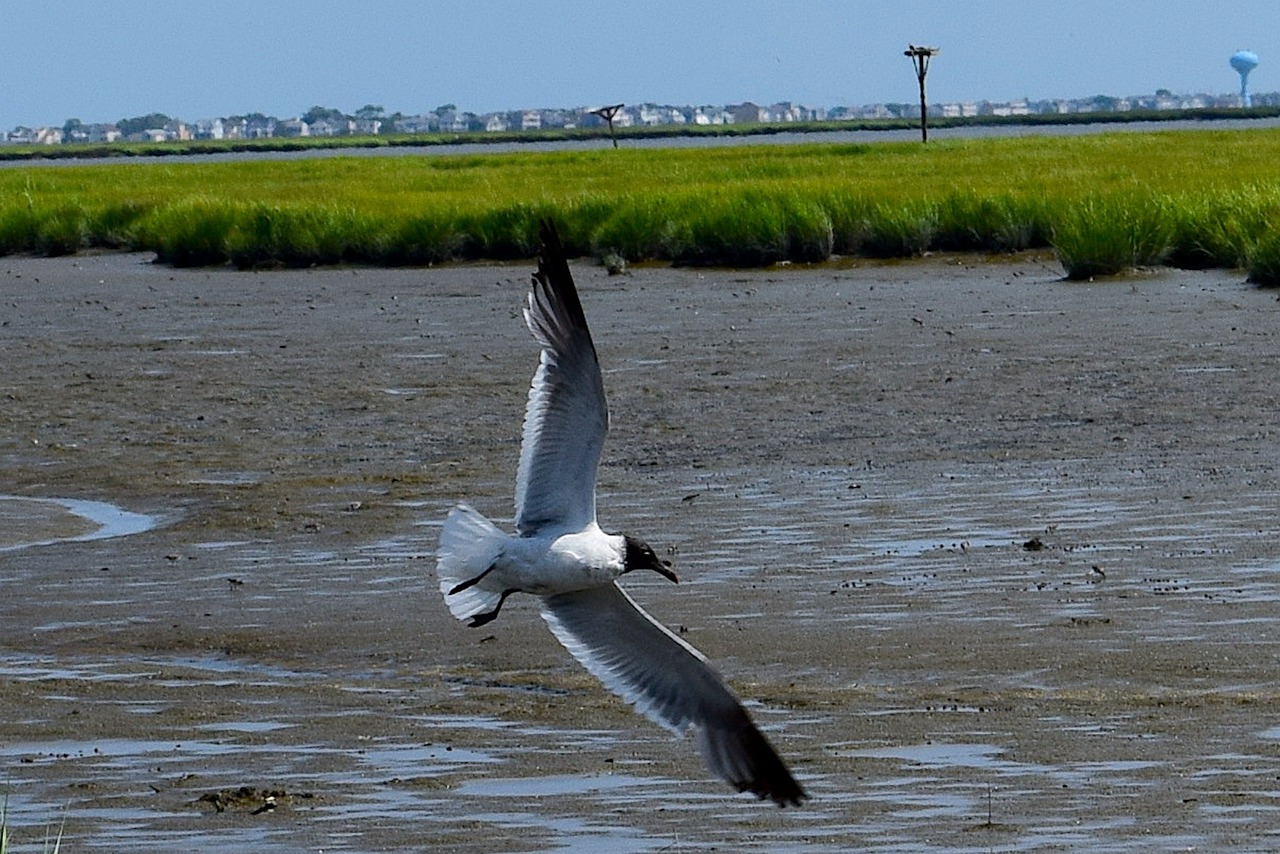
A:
[183, 473, 265, 486]
[0, 495, 158, 552]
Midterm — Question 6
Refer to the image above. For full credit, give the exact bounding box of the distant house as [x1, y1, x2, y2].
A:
[940, 102, 978, 118]
[539, 109, 571, 129]
[276, 118, 310, 137]
[353, 118, 382, 135]
[729, 102, 765, 123]
[393, 115, 433, 134]
[694, 106, 732, 125]
[164, 121, 192, 141]
[309, 119, 332, 136]
[65, 124, 119, 144]
[126, 128, 168, 143]
[192, 118, 225, 140]
[852, 103, 895, 119]
[991, 99, 1030, 117]
[242, 117, 276, 138]
[766, 102, 816, 122]
[636, 104, 664, 126]
[436, 111, 470, 133]
[520, 110, 541, 131]
[484, 113, 509, 132]
[3, 126, 61, 145]
[635, 104, 686, 126]
[307, 119, 343, 137]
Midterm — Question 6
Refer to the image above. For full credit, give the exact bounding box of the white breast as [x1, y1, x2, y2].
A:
[500, 524, 624, 596]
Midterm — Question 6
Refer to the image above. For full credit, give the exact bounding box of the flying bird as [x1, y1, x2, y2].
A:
[437, 220, 806, 806]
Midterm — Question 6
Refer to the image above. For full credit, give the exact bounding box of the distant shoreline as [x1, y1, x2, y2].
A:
[3, 107, 1280, 166]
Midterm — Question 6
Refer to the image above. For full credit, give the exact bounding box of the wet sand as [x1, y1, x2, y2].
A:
[2, 251, 1279, 851]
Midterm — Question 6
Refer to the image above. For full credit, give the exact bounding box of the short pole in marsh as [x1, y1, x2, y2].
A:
[591, 104, 624, 149]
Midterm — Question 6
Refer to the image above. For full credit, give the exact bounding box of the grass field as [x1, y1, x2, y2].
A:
[2, 127, 1279, 281]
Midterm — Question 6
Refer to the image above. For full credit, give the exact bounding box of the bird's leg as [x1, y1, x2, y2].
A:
[467, 589, 517, 628]
[449, 563, 497, 595]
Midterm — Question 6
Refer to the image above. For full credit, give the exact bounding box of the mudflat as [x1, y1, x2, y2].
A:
[2, 251, 1278, 852]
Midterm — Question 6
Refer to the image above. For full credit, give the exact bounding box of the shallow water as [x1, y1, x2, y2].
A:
[0, 495, 158, 552]
[4, 461, 1280, 851]
[3, 254, 1280, 850]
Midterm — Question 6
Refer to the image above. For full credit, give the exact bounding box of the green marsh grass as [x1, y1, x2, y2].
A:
[0, 206, 41, 256]
[2, 128, 1280, 275]
[381, 212, 465, 265]
[934, 192, 1052, 253]
[1246, 229, 1280, 286]
[859, 200, 938, 258]
[224, 204, 384, 268]
[32, 206, 88, 257]
[1164, 188, 1278, 270]
[590, 194, 686, 261]
[672, 191, 834, 266]
[134, 199, 238, 266]
[1052, 194, 1175, 279]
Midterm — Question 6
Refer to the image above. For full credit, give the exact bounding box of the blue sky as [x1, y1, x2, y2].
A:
[1, 1, 1274, 128]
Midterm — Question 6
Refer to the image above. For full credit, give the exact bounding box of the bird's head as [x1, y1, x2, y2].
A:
[623, 535, 678, 584]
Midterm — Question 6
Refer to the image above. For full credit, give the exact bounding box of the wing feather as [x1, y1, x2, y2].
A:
[514, 221, 608, 535]
[540, 584, 807, 806]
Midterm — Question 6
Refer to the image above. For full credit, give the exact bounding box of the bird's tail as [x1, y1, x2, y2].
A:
[437, 504, 509, 624]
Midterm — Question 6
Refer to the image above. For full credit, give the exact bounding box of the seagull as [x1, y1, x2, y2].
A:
[437, 220, 807, 807]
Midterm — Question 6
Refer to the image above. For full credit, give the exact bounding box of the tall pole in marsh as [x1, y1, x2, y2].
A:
[904, 45, 939, 142]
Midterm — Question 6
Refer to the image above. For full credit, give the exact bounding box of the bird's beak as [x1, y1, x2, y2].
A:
[657, 561, 679, 584]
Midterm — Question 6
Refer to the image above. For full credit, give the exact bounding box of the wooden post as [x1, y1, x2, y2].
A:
[591, 104, 624, 149]
[904, 46, 939, 143]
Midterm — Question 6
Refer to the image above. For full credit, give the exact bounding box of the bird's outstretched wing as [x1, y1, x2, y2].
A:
[540, 584, 808, 806]
[514, 220, 608, 536]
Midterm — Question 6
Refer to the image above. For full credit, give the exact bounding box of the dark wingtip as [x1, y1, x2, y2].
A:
[770, 782, 810, 808]
[536, 218, 567, 282]
[733, 772, 807, 807]
[528, 215, 597, 358]
[752, 778, 808, 808]
[538, 217, 561, 254]
[750, 764, 809, 808]
[533, 218, 574, 298]
[728, 713, 809, 807]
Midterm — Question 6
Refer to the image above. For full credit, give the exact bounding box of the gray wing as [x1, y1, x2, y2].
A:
[540, 583, 807, 807]
[515, 221, 608, 536]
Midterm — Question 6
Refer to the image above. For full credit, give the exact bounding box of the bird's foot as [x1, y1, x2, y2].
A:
[466, 589, 516, 628]
[449, 563, 497, 595]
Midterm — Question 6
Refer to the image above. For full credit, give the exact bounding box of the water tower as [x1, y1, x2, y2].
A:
[1231, 50, 1259, 107]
